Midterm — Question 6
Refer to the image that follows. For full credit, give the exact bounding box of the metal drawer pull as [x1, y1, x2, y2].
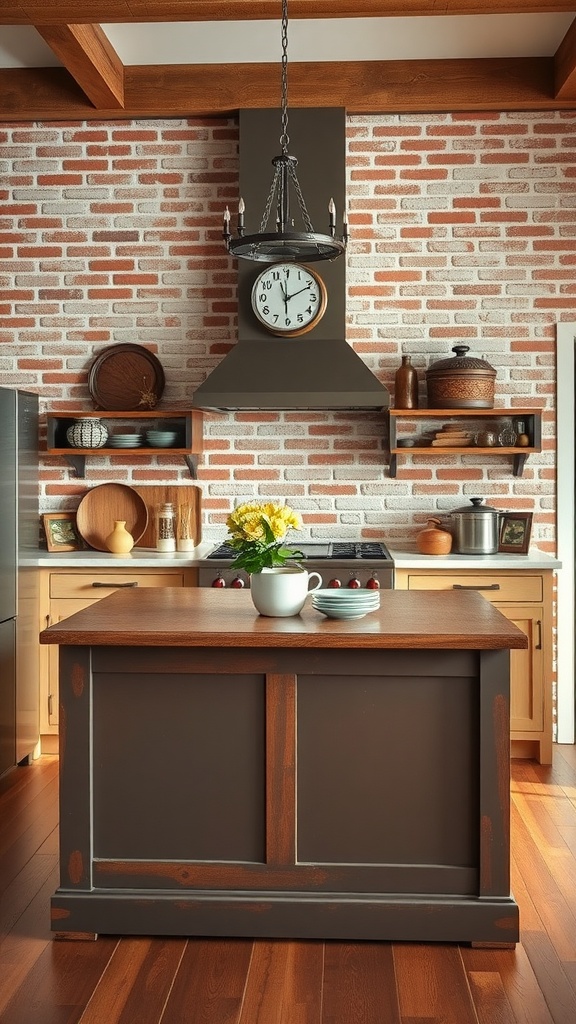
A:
[536, 619, 542, 650]
[452, 583, 501, 591]
[91, 581, 139, 588]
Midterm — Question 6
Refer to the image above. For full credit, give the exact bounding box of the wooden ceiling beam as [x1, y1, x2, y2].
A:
[555, 14, 576, 97]
[1, 1, 575, 26]
[35, 24, 124, 108]
[0, 56, 568, 121]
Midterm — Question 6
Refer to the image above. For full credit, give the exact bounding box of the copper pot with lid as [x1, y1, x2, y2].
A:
[426, 345, 496, 409]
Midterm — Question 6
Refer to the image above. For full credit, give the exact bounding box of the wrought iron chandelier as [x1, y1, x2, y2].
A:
[223, 0, 348, 264]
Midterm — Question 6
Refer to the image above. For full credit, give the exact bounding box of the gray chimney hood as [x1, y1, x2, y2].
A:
[192, 108, 389, 413]
[192, 337, 389, 411]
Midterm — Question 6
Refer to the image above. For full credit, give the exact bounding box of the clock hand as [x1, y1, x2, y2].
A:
[285, 285, 310, 302]
[280, 280, 288, 314]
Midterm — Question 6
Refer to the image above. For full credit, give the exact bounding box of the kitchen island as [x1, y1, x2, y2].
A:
[40, 587, 527, 946]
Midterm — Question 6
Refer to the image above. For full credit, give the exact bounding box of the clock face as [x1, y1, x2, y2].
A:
[250, 263, 328, 337]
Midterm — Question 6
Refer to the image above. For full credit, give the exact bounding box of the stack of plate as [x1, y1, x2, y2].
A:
[312, 588, 381, 620]
[145, 430, 179, 448]
[108, 432, 142, 448]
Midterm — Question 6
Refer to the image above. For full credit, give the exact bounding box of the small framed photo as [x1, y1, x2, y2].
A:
[498, 512, 533, 555]
[42, 512, 83, 552]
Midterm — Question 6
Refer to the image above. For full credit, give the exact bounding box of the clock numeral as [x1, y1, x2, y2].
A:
[285, 318, 291, 327]
[297, 314, 303, 323]
[310, 292, 317, 302]
[261, 305, 269, 316]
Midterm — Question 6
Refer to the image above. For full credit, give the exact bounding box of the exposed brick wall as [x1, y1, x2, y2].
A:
[1, 111, 573, 549]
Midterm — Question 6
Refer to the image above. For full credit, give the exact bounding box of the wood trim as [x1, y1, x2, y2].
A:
[2, 3, 575, 26]
[0, 56, 571, 121]
[265, 672, 296, 865]
[36, 24, 125, 108]
[555, 12, 576, 98]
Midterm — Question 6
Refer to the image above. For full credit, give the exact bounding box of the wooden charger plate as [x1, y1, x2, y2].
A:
[76, 483, 149, 551]
[88, 343, 165, 411]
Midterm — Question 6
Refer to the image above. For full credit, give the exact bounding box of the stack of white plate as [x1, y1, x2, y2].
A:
[312, 588, 381, 620]
[108, 433, 142, 448]
[145, 430, 179, 448]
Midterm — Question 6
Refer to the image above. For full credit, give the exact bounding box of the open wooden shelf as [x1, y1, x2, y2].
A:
[386, 407, 542, 478]
[45, 409, 203, 479]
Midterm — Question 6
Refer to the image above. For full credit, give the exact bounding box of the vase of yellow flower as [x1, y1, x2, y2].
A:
[225, 501, 322, 616]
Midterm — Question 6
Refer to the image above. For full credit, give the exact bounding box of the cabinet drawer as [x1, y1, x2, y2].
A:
[50, 571, 187, 599]
[404, 573, 543, 603]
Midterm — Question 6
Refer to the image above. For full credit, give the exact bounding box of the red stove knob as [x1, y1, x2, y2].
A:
[347, 575, 361, 589]
[327, 578, 342, 589]
[211, 574, 226, 588]
[366, 574, 380, 590]
[230, 575, 245, 589]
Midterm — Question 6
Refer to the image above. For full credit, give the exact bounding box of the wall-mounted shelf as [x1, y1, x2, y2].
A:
[386, 407, 541, 478]
[45, 410, 203, 479]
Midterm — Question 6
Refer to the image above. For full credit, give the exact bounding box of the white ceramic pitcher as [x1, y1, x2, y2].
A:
[250, 566, 322, 617]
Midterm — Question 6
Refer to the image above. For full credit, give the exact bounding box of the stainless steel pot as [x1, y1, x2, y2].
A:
[446, 497, 501, 554]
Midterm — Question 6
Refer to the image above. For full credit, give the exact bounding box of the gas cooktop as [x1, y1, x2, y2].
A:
[206, 541, 393, 561]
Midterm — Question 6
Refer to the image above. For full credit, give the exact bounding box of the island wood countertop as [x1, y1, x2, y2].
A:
[39, 586, 528, 650]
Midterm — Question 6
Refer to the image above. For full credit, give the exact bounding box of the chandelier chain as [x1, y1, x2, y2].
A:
[280, 0, 289, 154]
[288, 162, 314, 233]
[259, 164, 282, 234]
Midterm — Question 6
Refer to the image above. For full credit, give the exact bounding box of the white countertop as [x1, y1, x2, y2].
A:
[23, 543, 561, 572]
[388, 547, 561, 571]
[21, 542, 216, 568]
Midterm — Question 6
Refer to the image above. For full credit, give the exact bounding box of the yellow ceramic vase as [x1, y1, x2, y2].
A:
[105, 520, 134, 554]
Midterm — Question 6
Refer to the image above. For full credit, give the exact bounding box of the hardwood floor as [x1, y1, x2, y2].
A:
[1, 747, 576, 1024]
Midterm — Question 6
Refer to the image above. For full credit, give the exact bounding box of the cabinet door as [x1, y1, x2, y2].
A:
[496, 603, 544, 735]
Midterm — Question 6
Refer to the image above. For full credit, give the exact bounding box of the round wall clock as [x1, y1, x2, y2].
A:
[250, 262, 328, 337]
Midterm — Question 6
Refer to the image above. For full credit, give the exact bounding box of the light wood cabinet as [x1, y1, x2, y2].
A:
[39, 566, 198, 751]
[394, 568, 553, 764]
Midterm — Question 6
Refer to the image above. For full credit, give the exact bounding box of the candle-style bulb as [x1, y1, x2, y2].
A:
[237, 197, 245, 233]
[343, 201, 349, 243]
[329, 197, 336, 225]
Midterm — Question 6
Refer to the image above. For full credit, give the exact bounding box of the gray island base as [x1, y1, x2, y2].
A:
[40, 588, 527, 946]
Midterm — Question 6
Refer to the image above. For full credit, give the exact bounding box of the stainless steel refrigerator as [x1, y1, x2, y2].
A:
[0, 387, 39, 778]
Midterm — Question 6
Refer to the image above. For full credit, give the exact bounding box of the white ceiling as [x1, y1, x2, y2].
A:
[1, 12, 574, 69]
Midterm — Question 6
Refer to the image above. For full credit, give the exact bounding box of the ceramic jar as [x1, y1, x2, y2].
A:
[394, 355, 419, 409]
[416, 518, 453, 555]
[66, 417, 109, 449]
[105, 520, 134, 554]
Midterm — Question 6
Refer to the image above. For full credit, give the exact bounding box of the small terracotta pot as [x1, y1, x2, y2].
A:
[416, 518, 453, 555]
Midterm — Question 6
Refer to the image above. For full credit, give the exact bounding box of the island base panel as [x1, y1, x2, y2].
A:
[51, 892, 519, 945]
[53, 641, 519, 945]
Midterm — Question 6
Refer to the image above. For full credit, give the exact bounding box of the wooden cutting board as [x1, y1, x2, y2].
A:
[133, 484, 201, 549]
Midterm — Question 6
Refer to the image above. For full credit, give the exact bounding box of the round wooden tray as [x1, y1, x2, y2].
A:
[88, 343, 165, 411]
[76, 483, 149, 551]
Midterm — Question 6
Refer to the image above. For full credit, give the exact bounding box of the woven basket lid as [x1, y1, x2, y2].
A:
[426, 345, 496, 377]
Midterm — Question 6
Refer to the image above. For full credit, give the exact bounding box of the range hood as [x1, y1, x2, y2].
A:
[192, 108, 389, 413]
[192, 337, 389, 411]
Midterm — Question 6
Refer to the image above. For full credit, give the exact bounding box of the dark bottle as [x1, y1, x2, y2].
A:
[394, 355, 419, 409]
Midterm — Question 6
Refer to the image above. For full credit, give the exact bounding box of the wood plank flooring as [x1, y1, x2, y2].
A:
[1, 746, 576, 1024]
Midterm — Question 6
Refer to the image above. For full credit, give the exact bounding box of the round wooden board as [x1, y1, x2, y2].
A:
[76, 483, 149, 551]
[88, 343, 165, 411]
